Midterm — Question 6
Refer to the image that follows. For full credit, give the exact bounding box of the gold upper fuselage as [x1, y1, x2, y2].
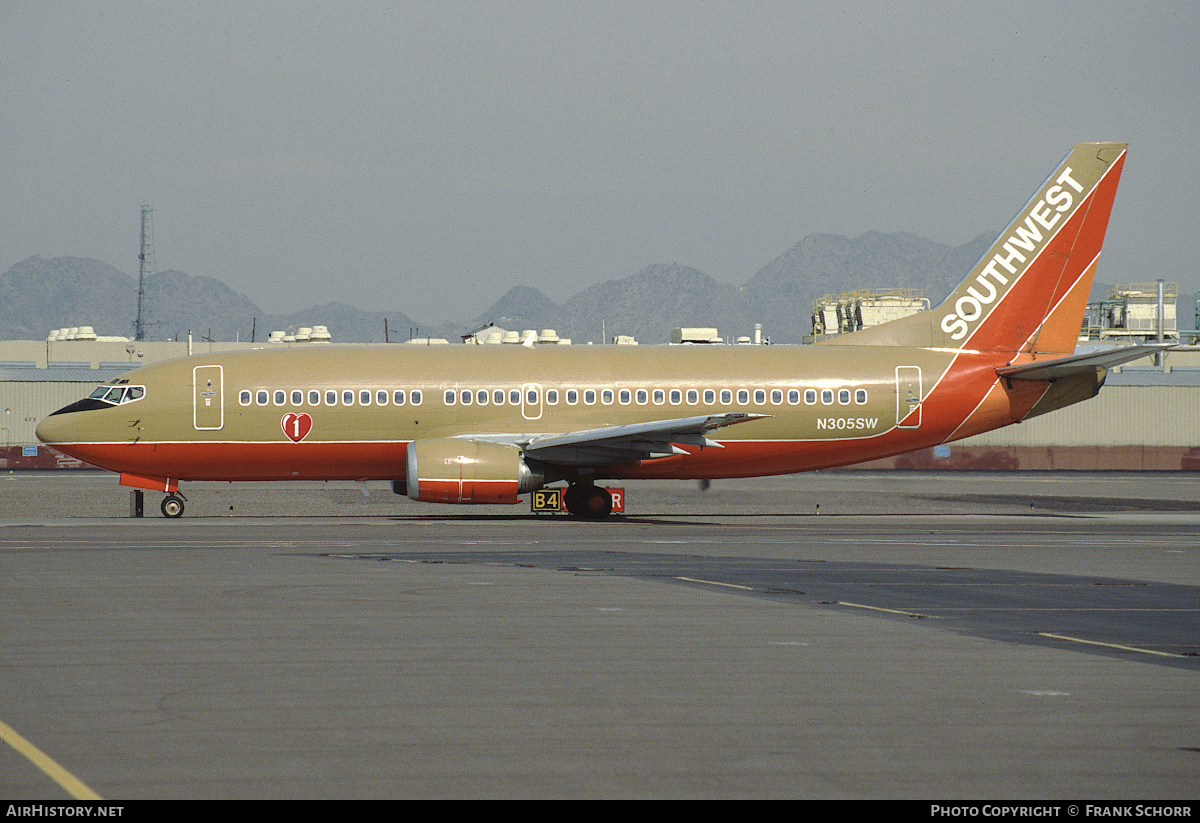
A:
[42, 342, 967, 447]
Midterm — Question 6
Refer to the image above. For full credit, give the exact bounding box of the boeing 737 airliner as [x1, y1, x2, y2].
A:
[37, 143, 1157, 517]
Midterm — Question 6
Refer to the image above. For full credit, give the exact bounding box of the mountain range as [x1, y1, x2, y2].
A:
[1, 229, 1004, 345]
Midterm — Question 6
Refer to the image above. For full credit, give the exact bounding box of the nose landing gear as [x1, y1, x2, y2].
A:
[160, 493, 187, 518]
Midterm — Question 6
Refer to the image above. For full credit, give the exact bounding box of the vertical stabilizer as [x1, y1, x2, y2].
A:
[823, 143, 1127, 353]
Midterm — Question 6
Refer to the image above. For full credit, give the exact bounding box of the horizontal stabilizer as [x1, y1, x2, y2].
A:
[997, 344, 1173, 382]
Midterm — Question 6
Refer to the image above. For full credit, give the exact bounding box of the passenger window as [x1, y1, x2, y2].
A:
[771, 389, 783, 405]
[669, 389, 682, 405]
[326, 390, 338, 406]
[509, 389, 520, 405]
[584, 389, 596, 405]
[737, 389, 749, 405]
[256, 391, 268, 405]
[601, 389, 614, 405]
[855, 389, 867, 404]
[821, 389, 834, 405]
[360, 390, 372, 406]
[343, 390, 354, 406]
[378, 390, 389, 405]
[686, 389, 698, 404]
[618, 389, 631, 405]
[240, 390, 252, 406]
[460, 390, 471, 405]
[526, 388, 538, 405]
[444, 390, 455, 405]
[804, 389, 817, 405]
[653, 389, 665, 405]
[292, 390, 303, 405]
[636, 389, 647, 405]
[838, 389, 850, 405]
[704, 389, 716, 404]
[720, 389, 732, 404]
[546, 389, 558, 404]
[754, 389, 766, 404]
[411, 390, 422, 405]
[477, 390, 488, 405]
[493, 389, 505, 405]
[393, 390, 406, 406]
[274, 390, 286, 406]
[566, 389, 578, 405]
[788, 389, 800, 405]
[309, 390, 321, 405]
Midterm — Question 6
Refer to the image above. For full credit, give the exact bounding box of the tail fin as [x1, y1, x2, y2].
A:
[823, 142, 1127, 353]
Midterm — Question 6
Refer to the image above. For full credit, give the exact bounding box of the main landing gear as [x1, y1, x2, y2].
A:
[160, 493, 186, 518]
[562, 482, 612, 520]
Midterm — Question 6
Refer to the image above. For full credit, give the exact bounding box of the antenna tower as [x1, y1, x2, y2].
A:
[134, 204, 155, 341]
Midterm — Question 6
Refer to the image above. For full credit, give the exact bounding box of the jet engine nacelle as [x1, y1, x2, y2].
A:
[405, 438, 545, 504]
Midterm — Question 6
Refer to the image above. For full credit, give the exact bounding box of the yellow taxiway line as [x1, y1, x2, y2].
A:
[0, 718, 102, 800]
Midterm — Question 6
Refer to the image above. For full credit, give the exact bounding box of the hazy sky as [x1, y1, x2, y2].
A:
[3, 1, 1198, 325]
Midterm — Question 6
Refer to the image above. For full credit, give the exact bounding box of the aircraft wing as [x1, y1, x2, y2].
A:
[522, 412, 771, 467]
[997, 344, 1173, 382]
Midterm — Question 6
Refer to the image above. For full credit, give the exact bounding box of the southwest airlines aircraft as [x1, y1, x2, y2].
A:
[38, 143, 1157, 518]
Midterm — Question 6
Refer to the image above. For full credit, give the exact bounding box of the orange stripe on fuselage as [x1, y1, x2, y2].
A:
[55, 415, 992, 484]
[63, 438, 895, 482]
[56, 440, 412, 482]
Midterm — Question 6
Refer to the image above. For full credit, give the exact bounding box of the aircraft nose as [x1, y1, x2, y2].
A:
[35, 412, 75, 445]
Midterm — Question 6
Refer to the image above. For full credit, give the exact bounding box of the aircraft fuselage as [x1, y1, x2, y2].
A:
[35, 342, 1041, 484]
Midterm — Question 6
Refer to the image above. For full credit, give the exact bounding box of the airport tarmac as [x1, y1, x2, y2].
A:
[0, 471, 1197, 799]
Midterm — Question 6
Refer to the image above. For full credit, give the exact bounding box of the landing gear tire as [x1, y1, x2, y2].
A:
[564, 483, 612, 520]
[161, 494, 185, 518]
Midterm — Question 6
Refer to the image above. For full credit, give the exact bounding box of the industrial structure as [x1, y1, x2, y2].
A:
[134, 205, 155, 342]
[670, 325, 768, 345]
[808, 289, 930, 342]
[461, 326, 573, 345]
[1083, 282, 1178, 342]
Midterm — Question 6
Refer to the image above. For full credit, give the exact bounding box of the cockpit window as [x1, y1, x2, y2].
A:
[88, 384, 147, 405]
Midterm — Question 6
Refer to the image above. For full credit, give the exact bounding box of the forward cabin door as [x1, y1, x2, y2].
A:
[895, 366, 922, 430]
[193, 365, 224, 430]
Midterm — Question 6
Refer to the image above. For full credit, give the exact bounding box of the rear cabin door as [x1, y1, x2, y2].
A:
[895, 366, 922, 430]
[193, 365, 224, 430]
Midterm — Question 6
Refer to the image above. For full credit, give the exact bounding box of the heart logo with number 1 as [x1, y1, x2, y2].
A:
[281, 412, 313, 443]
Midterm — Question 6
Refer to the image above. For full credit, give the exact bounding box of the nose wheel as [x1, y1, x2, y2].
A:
[160, 493, 186, 518]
